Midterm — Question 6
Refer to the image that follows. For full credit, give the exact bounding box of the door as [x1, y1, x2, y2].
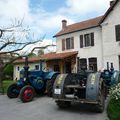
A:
[65, 62, 71, 73]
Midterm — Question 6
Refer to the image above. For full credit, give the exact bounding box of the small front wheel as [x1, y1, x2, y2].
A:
[7, 83, 20, 98]
[19, 85, 35, 103]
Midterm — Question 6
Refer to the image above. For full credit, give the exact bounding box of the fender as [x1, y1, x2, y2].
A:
[44, 72, 59, 80]
[86, 72, 102, 101]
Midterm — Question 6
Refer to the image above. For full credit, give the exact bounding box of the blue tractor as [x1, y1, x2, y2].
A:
[7, 56, 59, 102]
[102, 62, 120, 88]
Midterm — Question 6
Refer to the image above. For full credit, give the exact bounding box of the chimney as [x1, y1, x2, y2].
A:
[62, 20, 67, 30]
[110, 0, 115, 6]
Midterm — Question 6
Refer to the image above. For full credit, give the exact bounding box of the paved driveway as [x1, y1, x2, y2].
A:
[0, 95, 108, 120]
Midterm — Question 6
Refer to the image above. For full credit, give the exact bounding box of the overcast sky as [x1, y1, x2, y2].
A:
[0, 0, 110, 42]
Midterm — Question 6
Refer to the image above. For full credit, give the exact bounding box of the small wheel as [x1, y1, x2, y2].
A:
[46, 74, 59, 97]
[19, 85, 35, 103]
[7, 83, 20, 98]
[55, 101, 71, 108]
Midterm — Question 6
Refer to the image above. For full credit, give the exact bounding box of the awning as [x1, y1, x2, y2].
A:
[40, 51, 78, 60]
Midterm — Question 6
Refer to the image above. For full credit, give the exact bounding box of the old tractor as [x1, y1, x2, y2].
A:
[53, 63, 120, 113]
[53, 71, 105, 113]
[7, 56, 59, 102]
[101, 62, 120, 88]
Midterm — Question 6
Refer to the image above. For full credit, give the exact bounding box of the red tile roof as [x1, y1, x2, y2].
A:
[54, 16, 103, 37]
[14, 57, 40, 64]
[14, 51, 78, 64]
[40, 51, 78, 60]
[54, 0, 119, 37]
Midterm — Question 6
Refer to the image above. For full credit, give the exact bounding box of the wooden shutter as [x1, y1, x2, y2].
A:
[71, 37, 74, 49]
[62, 39, 65, 51]
[91, 33, 94, 46]
[115, 25, 120, 41]
[80, 35, 83, 48]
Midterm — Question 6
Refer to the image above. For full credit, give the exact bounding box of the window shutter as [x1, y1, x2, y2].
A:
[80, 35, 83, 48]
[91, 33, 94, 46]
[115, 25, 120, 41]
[71, 37, 74, 49]
[62, 39, 65, 51]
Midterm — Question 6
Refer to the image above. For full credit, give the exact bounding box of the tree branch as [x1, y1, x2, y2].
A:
[31, 44, 56, 53]
[0, 40, 42, 55]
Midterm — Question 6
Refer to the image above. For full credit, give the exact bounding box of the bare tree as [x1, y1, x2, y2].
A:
[0, 20, 55, 93]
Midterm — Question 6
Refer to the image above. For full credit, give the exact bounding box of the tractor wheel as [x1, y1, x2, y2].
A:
[19, 85, 35, 103]
[55, 101, 71, 108]
[46, 74, 59, 97]
[7, 83, 20, 98]
[96, 81, 105, 113]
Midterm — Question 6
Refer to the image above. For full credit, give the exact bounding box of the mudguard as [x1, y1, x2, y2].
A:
[53, 74, 68, 99]
[44, 72, 59, 80]
[110, 71, 120, 86]
[86, 72, 102, 101]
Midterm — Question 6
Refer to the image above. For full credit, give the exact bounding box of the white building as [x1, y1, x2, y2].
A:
[52, 0, 120, 72]
[13, 57, 42, 80]
[14, 0, 120, 79]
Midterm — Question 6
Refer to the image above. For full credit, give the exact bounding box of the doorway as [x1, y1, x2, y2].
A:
[65, 61, 71, 73]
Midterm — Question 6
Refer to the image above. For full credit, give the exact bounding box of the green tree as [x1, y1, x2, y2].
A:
[37, 49, 44, 56]
[28, 52, 36, 57]
[3, 64, 13, 79]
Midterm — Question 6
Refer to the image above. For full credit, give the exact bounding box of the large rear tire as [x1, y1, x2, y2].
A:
[55, 101, 71, 108]
[96, 81, 105, 113]
[46, 74, 59, 97]
[19, 85, 35, 103]
[7, 83, 20, 98]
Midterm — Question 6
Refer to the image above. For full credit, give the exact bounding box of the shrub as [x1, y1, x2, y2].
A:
[107, 83, 120, 120]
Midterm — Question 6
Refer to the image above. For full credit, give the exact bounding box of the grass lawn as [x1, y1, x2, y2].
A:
[0, 80, 14, 94]
[107, 99, 120, 120]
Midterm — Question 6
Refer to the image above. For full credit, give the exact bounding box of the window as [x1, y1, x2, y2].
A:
[84, 34, 91, 47]
[61, 37, 74, 50]
[80, 33, 94, 48]
[65, 37, 74, 50]
[35, 65, 39, 70]
[17, 66, 20, 71]
[88, 58, 97, 72]
[79, 58, 87, 70]
[62, 39, 65, 51]
[115, 25, 120, 41]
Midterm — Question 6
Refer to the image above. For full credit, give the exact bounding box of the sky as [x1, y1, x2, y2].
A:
[0, 0, 110, 46]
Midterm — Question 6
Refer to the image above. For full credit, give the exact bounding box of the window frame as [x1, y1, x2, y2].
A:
[80, 32, 94, 48]
[65, 37, 74, 50]
[115, 24, 120, 42]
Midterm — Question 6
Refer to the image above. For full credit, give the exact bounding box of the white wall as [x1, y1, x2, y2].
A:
[56, 27, 103, 71]
[13, 62, 41, 80]
[101, 0, 120, 70]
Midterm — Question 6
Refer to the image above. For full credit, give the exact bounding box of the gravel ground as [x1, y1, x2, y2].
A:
[0, 95, 109, 120]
